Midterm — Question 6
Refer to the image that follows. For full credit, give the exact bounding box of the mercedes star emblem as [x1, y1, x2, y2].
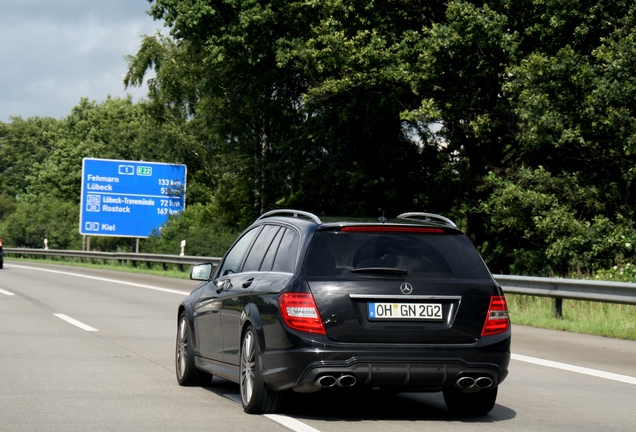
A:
[400, 282, 413, 295]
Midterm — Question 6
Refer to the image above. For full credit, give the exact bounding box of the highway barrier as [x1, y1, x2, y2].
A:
[5, 248, 636, 314]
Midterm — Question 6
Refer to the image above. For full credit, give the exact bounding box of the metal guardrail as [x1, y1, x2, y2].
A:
[4, 248, 636, 306]
[3, 248, 221, 268]
[493, 274, 636, 306]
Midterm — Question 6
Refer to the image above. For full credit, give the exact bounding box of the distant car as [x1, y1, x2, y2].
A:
[175, 210, 510, 416]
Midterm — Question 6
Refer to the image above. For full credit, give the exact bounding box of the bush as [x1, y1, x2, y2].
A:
[142, 203, 241, 257]
[0, 197, 82, 249]
[593, 262, 636, 282]
[478, 166, 636, 275]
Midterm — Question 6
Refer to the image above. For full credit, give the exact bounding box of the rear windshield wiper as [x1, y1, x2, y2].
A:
[350, 267, 408, 276]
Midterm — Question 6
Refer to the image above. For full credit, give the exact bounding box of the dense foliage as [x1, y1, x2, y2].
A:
[3, 0, 636, 275]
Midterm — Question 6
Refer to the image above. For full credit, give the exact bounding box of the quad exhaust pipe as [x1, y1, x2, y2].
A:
[316, 373, 492, 390]
[315, 374, 357, 388]
[455, 376, 493, 389]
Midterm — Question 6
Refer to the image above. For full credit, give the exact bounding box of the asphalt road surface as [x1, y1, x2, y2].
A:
[1, 261, 635, 431]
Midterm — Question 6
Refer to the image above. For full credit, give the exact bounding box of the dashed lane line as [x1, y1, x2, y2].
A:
[223, 394, 322, 432]
[54, 313, 99, 332]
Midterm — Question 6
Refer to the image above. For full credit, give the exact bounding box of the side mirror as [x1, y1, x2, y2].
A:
[190, 263, 214, 281]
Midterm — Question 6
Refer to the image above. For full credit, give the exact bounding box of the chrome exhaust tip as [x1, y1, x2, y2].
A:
[336, 374, 356, 387]
[456, 376, 476, 389]
[475, 377, 493, 389]
[316, 375, 337, 387]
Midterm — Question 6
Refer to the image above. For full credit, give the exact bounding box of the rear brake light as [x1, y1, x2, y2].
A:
[279, 293, 326, 335]
[481, 295, 510, 336]
[341, 226, 444, 234]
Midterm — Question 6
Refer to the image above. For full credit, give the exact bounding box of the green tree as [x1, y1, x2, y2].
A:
[27, 97, 161, 203]
[0, 198, 82, 249]
[484, 1, 636, 273]
[127, 2, 310, 220]
[142, 203, 241, 256]
[126, 1, 435, 222]
[0, 116, 61, 199]
[278, 0, 518, 233]
[477, 167, 636, 274]
[80, 0, 636, 275]
[0, 96, 204, 249]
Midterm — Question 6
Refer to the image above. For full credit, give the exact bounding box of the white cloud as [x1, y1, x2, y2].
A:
[0, 0, 164, 122]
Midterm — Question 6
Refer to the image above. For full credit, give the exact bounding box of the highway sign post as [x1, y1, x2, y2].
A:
[80, 158, 187, 238]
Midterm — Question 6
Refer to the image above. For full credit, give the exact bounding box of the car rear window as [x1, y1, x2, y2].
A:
[306, 229, 491, 280]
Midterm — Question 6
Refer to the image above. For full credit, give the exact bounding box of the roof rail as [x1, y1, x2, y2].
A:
[257, 209, 322, 224]
[397, 212, 457, 228]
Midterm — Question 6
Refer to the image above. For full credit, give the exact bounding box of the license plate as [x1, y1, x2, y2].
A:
[368, 302, 443, 320]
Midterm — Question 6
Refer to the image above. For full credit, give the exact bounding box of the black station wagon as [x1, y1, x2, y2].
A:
[175, 210, 511, 416]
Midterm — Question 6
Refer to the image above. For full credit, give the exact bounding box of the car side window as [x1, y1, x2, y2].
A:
[271, 228, 299, 273]
[217, 227, 259, 277]
[259, 227, 286, 271]
[243, 225, 281, 272]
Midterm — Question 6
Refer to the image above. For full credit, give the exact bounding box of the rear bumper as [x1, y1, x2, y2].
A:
[261, 332, 511, 392]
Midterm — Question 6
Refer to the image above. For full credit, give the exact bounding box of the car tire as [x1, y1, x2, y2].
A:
[175, 311, 211, 386]
[443, 386, 498, 416]
[240, 325, 282, 414]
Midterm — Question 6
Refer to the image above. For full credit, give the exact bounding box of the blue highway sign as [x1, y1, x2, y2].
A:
[80, 158, 187, 238]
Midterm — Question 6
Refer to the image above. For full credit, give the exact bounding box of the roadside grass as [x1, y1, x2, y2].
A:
[507, 294, 636, 341]
[6, 256, 636, 341]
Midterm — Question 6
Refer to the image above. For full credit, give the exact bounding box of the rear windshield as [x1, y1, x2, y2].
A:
[306, 230, 491, 280]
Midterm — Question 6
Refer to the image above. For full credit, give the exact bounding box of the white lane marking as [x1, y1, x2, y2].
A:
[265, 414, 322, 432]
[6, 264, 190, 296]
[512, 353, 636, 386]
[0, 288, 15, 296]
[10, 263, 319, 431]
[223, 394, 322, 432]
[54, 313, 99, 332]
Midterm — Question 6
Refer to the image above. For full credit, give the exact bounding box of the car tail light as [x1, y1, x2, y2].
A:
[279, 293, 326, 335]
[481, 295, 510, 336]
[341, 226, 444, 234]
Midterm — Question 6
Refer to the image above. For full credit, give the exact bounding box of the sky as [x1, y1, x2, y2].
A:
[0, 0, 165, 123]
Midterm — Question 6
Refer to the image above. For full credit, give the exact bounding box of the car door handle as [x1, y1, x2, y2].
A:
[216, 280, 233, 293]
[242, 278, 255, 289]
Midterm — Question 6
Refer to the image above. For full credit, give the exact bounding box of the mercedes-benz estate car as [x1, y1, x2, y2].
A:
[175, 210, 510, 416]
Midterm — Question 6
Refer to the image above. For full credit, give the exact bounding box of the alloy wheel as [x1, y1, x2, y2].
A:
[176, 314, 188, 380]
[240, 330, 256, 405]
